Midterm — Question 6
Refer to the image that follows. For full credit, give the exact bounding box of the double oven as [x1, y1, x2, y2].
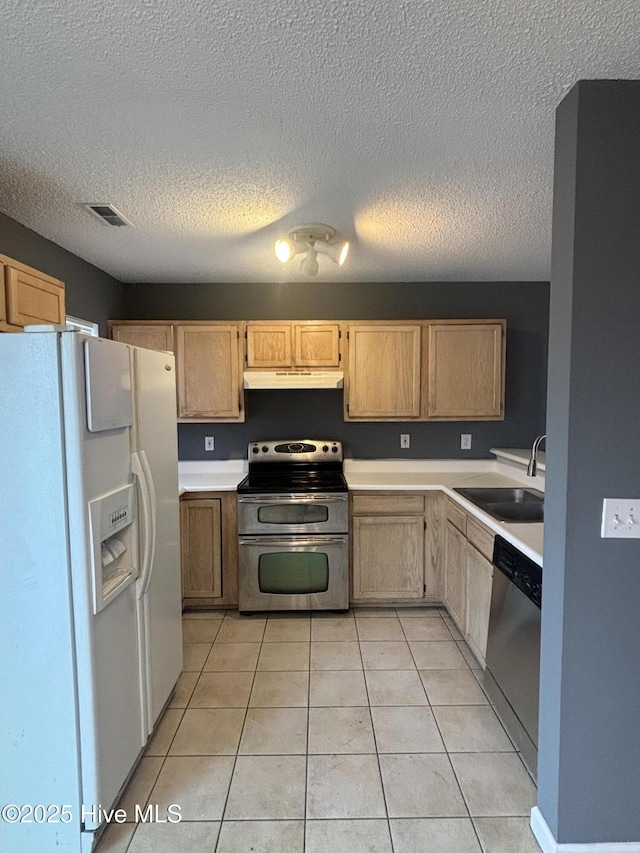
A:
[237, 440, 349, 613]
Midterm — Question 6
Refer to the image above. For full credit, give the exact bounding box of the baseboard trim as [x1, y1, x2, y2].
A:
[531, 807, 640, 852]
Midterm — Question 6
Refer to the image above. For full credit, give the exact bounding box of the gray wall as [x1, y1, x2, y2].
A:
[0, 212, 126, 335]
[537, 81, 640, 843]
[124, 281, 549, 459]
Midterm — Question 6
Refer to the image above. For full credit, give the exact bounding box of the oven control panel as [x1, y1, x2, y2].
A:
[248, 439, 343, 462]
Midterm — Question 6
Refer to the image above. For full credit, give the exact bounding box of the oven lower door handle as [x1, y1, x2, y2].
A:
[238, 536, 348, 547]
[238, 494, 347, 504]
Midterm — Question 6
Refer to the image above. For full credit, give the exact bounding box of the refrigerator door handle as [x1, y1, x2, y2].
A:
[132, 450, 154, 596]
[138, 449, 158, 597]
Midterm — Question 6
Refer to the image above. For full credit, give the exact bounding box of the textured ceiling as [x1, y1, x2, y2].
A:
[1, 0, 639, 283]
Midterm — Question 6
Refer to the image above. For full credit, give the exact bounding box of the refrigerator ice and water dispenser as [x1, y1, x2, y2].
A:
[88, 484, 137, 613]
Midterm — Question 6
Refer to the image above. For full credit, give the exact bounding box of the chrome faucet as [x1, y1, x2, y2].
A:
[527, 434, 546, 477]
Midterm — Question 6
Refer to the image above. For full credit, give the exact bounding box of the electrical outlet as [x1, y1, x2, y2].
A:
[204, 436, 215, 451]
[400, 433, 410, 449]
[461, 433, 472, 450]
[601, 498, 640, 538]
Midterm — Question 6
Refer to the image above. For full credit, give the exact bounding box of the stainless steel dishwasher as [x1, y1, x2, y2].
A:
[481, 535, 542, 780]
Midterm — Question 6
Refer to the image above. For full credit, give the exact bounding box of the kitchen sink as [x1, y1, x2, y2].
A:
[454, 487, 544, 523]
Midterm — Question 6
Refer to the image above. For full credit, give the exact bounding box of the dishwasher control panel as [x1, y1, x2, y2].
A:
[492, 536, 542, 608]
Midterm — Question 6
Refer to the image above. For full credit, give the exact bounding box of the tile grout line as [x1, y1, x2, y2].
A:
[354, 614, 395, 853]
[213, 613, 266, 852]
[303, 623, 311, 852]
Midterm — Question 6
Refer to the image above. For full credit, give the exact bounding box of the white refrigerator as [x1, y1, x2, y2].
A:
[0, 327, 183, 853]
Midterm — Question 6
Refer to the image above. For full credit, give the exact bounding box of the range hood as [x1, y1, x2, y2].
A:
[243, 370, 344, 390]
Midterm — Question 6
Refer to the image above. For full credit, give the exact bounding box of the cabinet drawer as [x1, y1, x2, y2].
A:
[352, 494, 425, 515]
[445, 498, 467, 535]
[466, 515, 495, 561]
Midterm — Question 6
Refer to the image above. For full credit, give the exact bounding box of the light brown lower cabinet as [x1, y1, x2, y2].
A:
[180, 492, 238, 608]
[443, 498, 495, 668]
[350, 492, 444, 604]
[444, 520, 467, 631]
[352, 515, 425, 600]
[465, 543, 493, 665]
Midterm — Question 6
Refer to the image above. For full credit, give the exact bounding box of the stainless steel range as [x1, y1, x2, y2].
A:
[237, 440, 349, 614]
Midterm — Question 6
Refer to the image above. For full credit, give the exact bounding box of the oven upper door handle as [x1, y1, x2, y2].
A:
[238, 494, 347, 503]
[238, 536, 348, 546]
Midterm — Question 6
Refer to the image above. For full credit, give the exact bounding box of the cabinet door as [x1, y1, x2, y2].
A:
[424, 491, 445, 600]
[176, 324, 243, 421]
[0, 261, 17, 331]
[465, 543, 493, 667]
[425, 322, 505, 420]
[444, 521, 467, 632]
[180, 499, 223, 599]
[5, 264, 65, 326]
[111, 323, 174, 352]
[246, 323, 292, 368]
[0, 261, 5, 324]
[293, 323, 341, 367]
[346, 325, 421, 419]
[352, 515, 424, 600]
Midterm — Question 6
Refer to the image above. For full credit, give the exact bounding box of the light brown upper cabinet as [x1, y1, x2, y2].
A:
[0, 253, 65, 332]
[424, 320, 505, 420]
[293, 323, 340, 367]
[245, 321, 341, 369]
[176, 323, 244, 421]
[110, 321, 174, 352]
[246, 323, 292, 368]
[345, 324, 421, 420]
[106, 316, 506, 424]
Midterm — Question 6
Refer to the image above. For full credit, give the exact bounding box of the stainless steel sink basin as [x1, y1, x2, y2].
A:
[454, 487, 544, 523]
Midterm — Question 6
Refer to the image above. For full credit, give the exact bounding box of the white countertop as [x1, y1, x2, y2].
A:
[178, 460, 247, 495]
[178, 452, 545, 565]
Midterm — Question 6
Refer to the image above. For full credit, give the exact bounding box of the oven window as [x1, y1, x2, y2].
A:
[258, 552, 329, 594]
[257, 504, 329, 525]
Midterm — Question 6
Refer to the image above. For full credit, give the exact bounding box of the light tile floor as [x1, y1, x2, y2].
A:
[96, 607, 541, 853]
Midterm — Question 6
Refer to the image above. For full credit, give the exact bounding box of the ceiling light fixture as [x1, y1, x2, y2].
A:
[274, 224, 349, 275]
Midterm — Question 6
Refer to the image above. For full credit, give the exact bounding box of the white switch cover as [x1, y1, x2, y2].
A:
[204, 436, 215, 451]
[461, 433, 472, 450]
[601, 498, 640, 538]
[400, 433, 410, 449]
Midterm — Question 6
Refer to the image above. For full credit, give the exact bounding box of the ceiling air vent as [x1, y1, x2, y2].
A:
[83, 203, 133, 227]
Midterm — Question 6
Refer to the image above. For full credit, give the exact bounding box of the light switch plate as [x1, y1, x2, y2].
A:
[400, 433, 410, 449]
[204, 436, 215, 451]
[461, 433, 472, 450]
[601, 498, 640, 538]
